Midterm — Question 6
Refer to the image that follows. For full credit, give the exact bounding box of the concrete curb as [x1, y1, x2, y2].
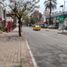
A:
[25, 40, 38, 67]
[44, 29, 59, 32]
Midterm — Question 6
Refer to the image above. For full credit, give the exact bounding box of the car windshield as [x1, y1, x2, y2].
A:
[35, 25, 40, 27]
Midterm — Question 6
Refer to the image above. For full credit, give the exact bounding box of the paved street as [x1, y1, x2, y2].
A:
[23, 27, 67, 67]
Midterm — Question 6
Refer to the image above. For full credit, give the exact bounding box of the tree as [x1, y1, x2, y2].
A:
[30, 10, 43, 25]
[44, 0, 57, 25]
[9, 0, 40, 37]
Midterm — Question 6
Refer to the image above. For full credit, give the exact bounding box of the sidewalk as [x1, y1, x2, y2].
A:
[45, 28, 67, 32]
[0, 28, 34, 67]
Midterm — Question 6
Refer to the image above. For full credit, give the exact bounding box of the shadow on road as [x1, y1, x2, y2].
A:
[58, 32, 67, 35]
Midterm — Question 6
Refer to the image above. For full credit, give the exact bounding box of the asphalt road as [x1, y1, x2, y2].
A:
[23, 27, 67, 67]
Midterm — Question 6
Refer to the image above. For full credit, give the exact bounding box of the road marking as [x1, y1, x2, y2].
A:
[25, 40, 38, 67]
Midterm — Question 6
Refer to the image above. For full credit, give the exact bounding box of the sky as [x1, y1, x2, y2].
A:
[37, 0, 45, 14]
[4, 0, 67, 14]
[38, 0, 67, 14]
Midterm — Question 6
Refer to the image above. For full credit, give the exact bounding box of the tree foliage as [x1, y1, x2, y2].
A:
[9, 0, 40, 36]
[30, 10, 43, 25]
[44, 0, 57, 24]
[44, 0, 57, 10]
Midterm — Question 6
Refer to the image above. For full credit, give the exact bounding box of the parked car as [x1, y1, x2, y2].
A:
[48, 23, 59, 29]
[33, 25, 41, 31]
[40, 24, 48, 28]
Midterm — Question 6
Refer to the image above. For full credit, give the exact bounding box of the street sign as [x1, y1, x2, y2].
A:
[57, 16, 65, 23]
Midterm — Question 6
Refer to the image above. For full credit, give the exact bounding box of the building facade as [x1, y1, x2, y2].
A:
[0, 0, 3, 21]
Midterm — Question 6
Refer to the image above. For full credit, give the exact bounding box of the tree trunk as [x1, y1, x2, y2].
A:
[49, 0, 53, 25]
[18, 19, 22, 37]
